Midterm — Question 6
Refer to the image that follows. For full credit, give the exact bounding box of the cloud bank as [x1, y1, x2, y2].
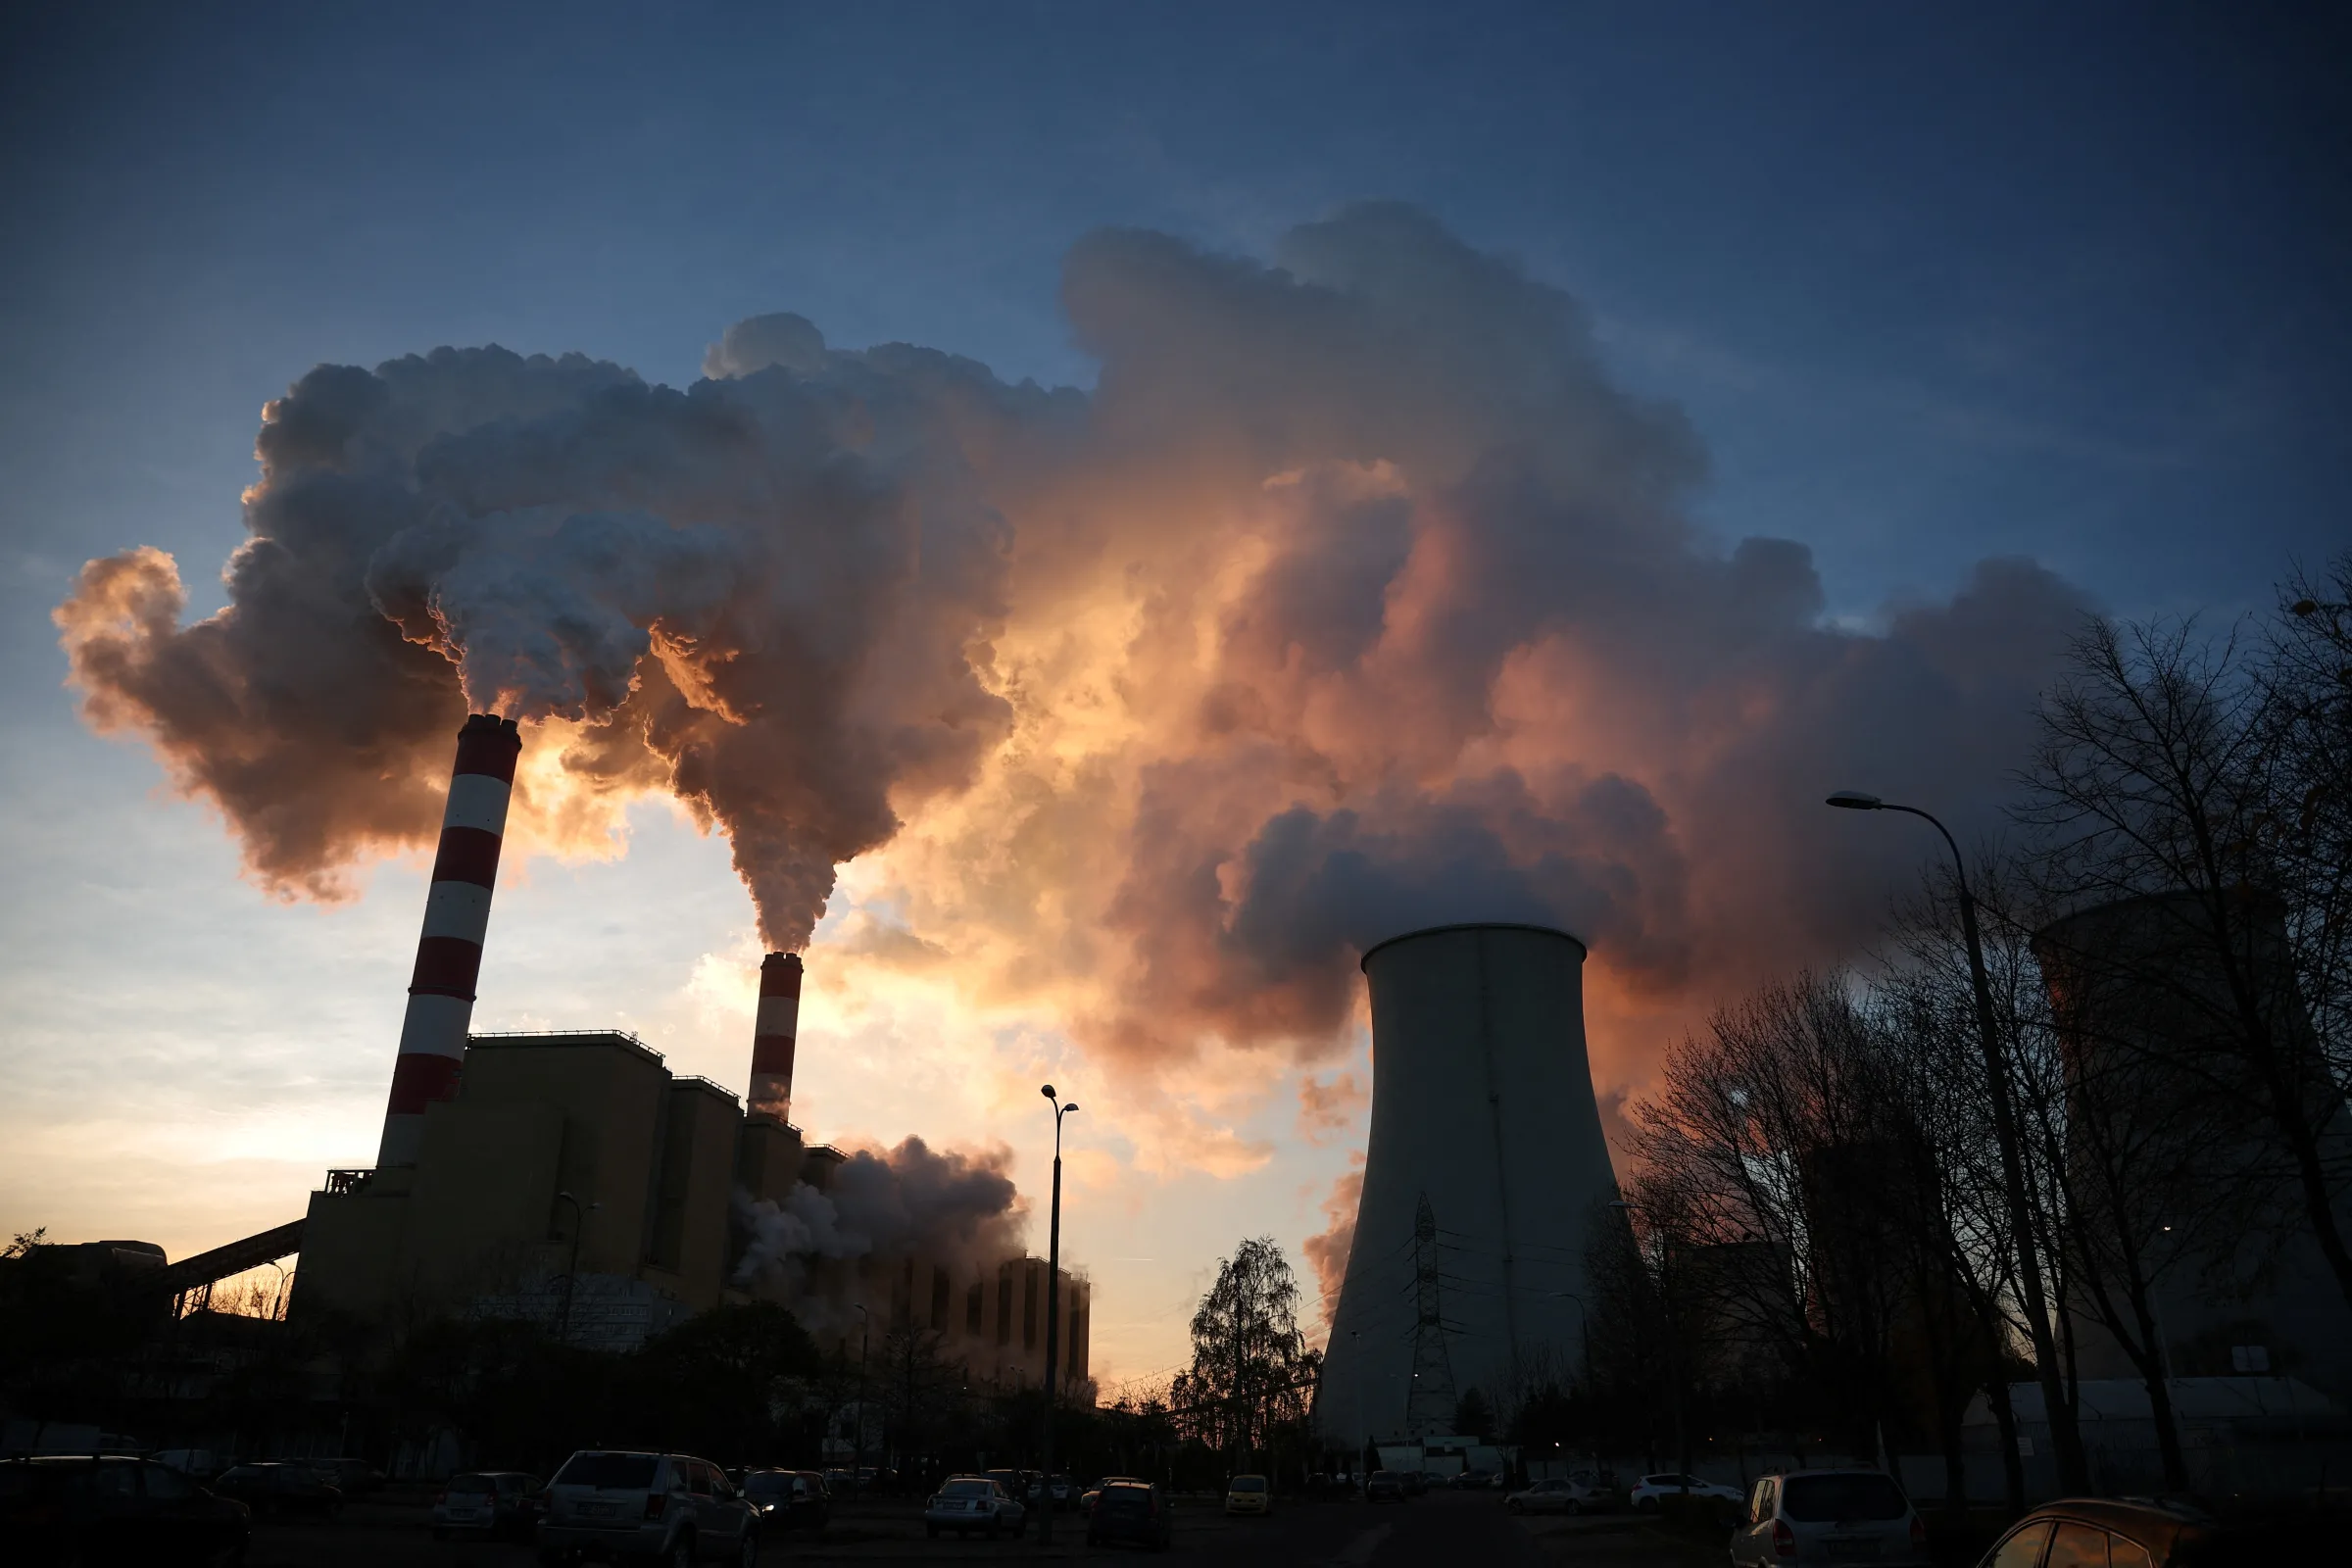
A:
[56, 204, 2088, 1093]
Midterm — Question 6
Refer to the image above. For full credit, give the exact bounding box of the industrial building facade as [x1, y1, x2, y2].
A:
[293, 715, 1088, 1390]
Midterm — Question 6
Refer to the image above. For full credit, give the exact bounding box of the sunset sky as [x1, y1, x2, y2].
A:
[3, 4, 2345, 1388]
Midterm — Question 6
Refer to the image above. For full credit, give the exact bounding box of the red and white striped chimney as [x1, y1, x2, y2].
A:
[749, 952, 803, 1123]
[375, 712, 522, 1167]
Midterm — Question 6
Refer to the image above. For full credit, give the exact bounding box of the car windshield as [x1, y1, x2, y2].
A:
[1782, 1474, 1908, 1523]
[554, 1453, 661, 1491]
[1230, 1476, 1267, 1493]
[942, 1479, 996, 1498]
[744, 1474, 793, 1498]
[448, 1475, 497, 1494]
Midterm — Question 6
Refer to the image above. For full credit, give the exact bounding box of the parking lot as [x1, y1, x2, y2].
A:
[243, 1489, 1730, 1566]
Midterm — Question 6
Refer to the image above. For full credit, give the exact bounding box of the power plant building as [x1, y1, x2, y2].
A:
[1314, 923, 1623, 1447]
[294, 714, 1088, 1387]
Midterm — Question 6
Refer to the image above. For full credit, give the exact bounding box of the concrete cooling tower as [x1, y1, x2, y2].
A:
[1314, 923, 1622, 1448]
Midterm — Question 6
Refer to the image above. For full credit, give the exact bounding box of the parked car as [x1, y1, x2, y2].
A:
[741, 1467, 830, 1534]
[1365, 1470, 1406, 1504]
[0, 1454, 251, 1566]
[213, 1461, 343, 1517]
[537, 1449, 759, 1567]
[1088, 1480, 1173, 1551]
[1505, 1477, 1597, 1515]
[923, 1475, 1027, 1539]
[434, 1470, 539, 1540]
[1225, 1474, 1272, 1516]
[822, 1466, 857, 1496]
[1629, 1471, 1745, 1511]
[1972, 1496, 2341, 1568]
[315, 1457, 386, 1494]
[1730, 1470, 1927, 1568]
[1398, 1469, 1429, 1496]
[146, 1448, 227, 1483]
[1449, 1469, 1503, 1491]
[1044, 1473, 1079, 1510]
[1082, 1476, 1144, 1514]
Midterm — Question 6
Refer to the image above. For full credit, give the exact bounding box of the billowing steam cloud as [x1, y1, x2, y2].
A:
[732, 1137, 1023, 1310]
[56, 204, 2089, 1080]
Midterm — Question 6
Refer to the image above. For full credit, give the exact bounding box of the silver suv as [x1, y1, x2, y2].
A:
[1729, 1469, 1927, 1567]
[538, 1450, 758, 1567]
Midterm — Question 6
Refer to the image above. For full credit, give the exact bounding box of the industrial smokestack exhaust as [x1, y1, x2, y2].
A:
[749, 952, 803, 1123]
[374, 713, 521, 1167]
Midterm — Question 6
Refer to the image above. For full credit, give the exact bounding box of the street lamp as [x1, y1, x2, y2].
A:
[1608, 1200, 1688, 1484]
[551, 1192, 599, 1347]
[854, 1302, 871, 1489]
[1825, 789, 2082, 1488]
[262, 1260, 290, 1322]
[1038, 1084, 1081, 1544]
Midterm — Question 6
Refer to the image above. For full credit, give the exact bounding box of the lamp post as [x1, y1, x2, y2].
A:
[855, 1302, 870, 1488]
[262, 1260, 289, 1322]
[1038, 1084, 1081, 1544]
[1608, 1200, 1687, 1484]
[552, 1192, 598, 1347]
[1825, 789, 2086, 1491]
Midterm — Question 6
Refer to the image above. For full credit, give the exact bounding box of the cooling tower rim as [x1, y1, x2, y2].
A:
[1358, 921, 1588, 972]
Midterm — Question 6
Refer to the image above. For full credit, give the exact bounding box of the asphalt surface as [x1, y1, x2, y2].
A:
[244, 1492, 1728, 1566]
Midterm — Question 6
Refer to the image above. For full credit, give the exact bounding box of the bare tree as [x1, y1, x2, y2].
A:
[2019, 611, 2352, 1315]
[1629, 974, 1921, 1458]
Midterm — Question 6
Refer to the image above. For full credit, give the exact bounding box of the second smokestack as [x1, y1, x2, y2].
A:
[750, 952, 803, 1123]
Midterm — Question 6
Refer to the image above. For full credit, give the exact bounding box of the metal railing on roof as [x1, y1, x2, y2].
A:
[671, 1074, 741, 1102]
[467, 1028, 664, 1059]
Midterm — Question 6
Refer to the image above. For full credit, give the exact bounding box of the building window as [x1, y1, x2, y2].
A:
[997, 1269, 1013, 1346]
[966, 1281, 984, 1336]
[931, 1266, 952, 1331]
[1023, 1262, 1039, 1348]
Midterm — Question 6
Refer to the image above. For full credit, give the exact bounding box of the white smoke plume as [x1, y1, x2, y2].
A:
[732, 1135, 1025, 1296]
[56, 204, 2092, 1087]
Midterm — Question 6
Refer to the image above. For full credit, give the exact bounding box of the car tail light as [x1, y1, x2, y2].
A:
[434, 1491, 447, 1506]
[1773, 1518, 1797, 1558]
[1911, 1514, 1929, 1551]
[644, 1493, 668, 1520]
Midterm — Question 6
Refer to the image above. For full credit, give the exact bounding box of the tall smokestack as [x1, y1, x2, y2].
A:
[750, 952, 803, 1123]
[375, 713, 521, 1167]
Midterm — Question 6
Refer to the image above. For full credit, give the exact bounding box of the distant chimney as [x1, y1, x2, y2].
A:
[375, 713, 521, 1167]
[750, 953, 803, 1123]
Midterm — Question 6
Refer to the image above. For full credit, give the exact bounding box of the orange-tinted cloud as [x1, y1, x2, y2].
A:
[57, 205, 2089, 1106]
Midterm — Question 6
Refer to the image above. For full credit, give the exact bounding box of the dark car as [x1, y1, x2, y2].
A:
[0, 1454, 251, 1565]
[213, 1461, 343, 1516]
[742, 1468, 830, 1533]
[1365, 1470, 1406, 1504]
[823, 1466, 857, 1496]
[315, 1457, 386, 1495]
[434, 1470, 539, 1540]
[1087, 1481, 1172, 1551]
[1398, 1469, 1429, 1497]
[1974, 1496, 2342, 1568]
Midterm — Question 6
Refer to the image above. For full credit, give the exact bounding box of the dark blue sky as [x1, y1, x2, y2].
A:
[7, 2, 2345, 630]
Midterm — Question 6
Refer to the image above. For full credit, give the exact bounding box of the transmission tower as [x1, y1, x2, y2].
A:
[1403, 1192, 1458, 1435]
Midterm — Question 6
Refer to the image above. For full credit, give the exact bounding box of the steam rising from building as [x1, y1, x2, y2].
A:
[54, 204, 2090, 1092]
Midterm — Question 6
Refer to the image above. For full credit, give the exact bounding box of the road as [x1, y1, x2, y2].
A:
[247, 1492, 1726, 1567]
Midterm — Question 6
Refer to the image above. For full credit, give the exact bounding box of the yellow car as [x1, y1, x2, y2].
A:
[1224, 1474, 1272, 1516]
